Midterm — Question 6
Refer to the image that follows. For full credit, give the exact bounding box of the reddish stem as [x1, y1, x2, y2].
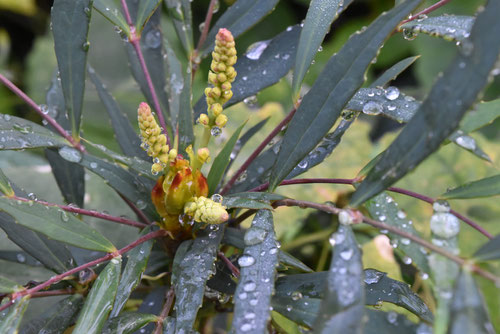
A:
[120, 0, 170, 147]
[399, 0, 452, 26]
[0, 74, 85, 153]
[218, 251, 240, 277]
[249, 178, 492, 239]
[153, 287, 175, 334]
[0, 229, 168, 313]
[220, 108, 297, 194]
[119, 193, 152, 226]
[13, 195, 146, 229]
[30, 288, 76, 298]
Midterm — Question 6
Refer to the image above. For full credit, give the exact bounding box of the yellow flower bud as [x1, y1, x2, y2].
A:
[184, 196, 229, 225]
[215, 114, 228, 128]
[198, 114, 209, 126]
[197, 148, 210, 164]
[211, 103, 223, 117]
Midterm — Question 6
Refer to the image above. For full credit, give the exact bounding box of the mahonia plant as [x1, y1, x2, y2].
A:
[0, 1, 499, 334]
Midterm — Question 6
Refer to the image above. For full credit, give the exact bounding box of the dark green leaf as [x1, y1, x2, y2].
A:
[164, 38, 183, 128]
[111, 227, 155, 317]
[0, 251, 41, 267]
[165, 0, 193, 54]
[0, 276, 19, 294]
[0, 169, 13, 196]
[194, 26, 300, 120]
[364, 309, 427, 334]
[269, 0, 422, 191]
[93, 0, 129, 34]
[449, 131, 491, 162]
[314, 225, 364, 333]
[0, 296, 29, 333]
[448, 270, 495, 334]
[222, 192, 284, 210]
[172, 227, 224, 332]
[103, 312, 158, 334]
[231, 210, 278, 334]
[364, 192, 430, 274]
[292, 0, 350, 97]
[20, 295, 83, 334]
[73, 257, 122, 334]
[163, 316, 176, 334]
[178, 68, 194, 153]
[207, 122, 246, 194]
[51, 0, 92, 135]
[474, 234, 500, 262]
[351, 0, 500, 206]
[400, 15, 474, 42]
[442, 174, 500, 199]
[0, 197, 115, 253]
[87, 66, 148, 160]
[461, 99, 500, 133]
[135, 0, 161, 33]
[272, 295, 320, 328]
[370, 56, 420, 88]
[201, 0, 279, 55]
[135, 286, 167, 333]
[271, 311, 302, 334]
[0, 115, 68, 150]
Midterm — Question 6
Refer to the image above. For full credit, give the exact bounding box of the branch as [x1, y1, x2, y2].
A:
[399, 0, 453, 26]
[249, 178, 492, 239]
[13, 195, 147, 229]
[220, 108, 297, 194]
[273, 198, 500, 285]
[120, 0, 170, 147]
[153, 287, 175, 334]
[0, 73, 86, 152]
[119, 193, 153, 226]
[218, 251, 240, 277]
[0, 229, 169, 313]
[191, 0, 219, 78]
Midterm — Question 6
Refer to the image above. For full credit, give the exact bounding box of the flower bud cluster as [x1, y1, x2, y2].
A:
[198, 28, 237, 130]
[184, 196, 229, 225]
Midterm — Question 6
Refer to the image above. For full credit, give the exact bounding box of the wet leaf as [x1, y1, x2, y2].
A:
[164, 38, 183, 129]
[272, 295, 320, 328]
[51, 0, 92, 135]
[442, 174, 500, 199]
[449, 131, 491, 162]
[0, 197, 115, 252]
[400, 15, 474, 42]
[102, 312, 158, 334]
[370, 56, 420, 88]
[135, 0, 161, 33]
[364, 309, 427, 334]
[177, 68, 194, 153]
[314, 225, 364, 333]
[0, 276, 19, 294]
[474, 234, 500, 262]
[0, 296, 30, 334]
[351, 1, 500, 206]
[165, 0, 193, 54]
[222, 192, 283, 210]
[0, 168, 13, 197]
[231, 210, 278, 334]
[269, 0, 422, 191]
[73, 257, 122, 334]
[460, 98, 500, 133]
[93, 0, 129, 34]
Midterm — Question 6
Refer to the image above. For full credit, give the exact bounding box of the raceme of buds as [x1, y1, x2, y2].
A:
[198, 28, 237, 129]
[184, 196, 229, 225]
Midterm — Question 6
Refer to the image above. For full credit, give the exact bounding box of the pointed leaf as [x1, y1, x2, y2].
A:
[164, 38, 183, 128]
[292, 0, 352, 97]
[460, 98, 500, 133]
[272, 295, 320, 328]
[201, 0, 279, 55]
[474, 234, 500, 262]
[231, 210, 278, 334]
[51, 0, 92, 135]
[0, 296, 29, 333]
[93, 0, 129, 34]
[314, 225, 364, 333]
[442, 174, 500, 199]
[165, 0, 193, 54]
[269, 0, 422, 191]
[0, 276, 19, 294]
[0, 197, 115, 252]
[103, 312, 158, 334]
[370, 56, 420, 88]
[364, 310, 427, 334]
[73, 257, 122, 334]
[172, 227, 224, 332]
[351, 1, 500, 206]
[135, 0, 161, 33]
[111, 227, 155, 317]
[400, 15, 474, 42]
[0, 114, 68, 150]
[177, 68, 194, 153]
[207, 122, 246, 194]
[0, 169, 13, 197]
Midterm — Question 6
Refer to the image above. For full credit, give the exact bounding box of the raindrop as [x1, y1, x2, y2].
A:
[430, 212, 460, 239]
[387, 104, 396, 111]
[249, 299, 258, 306]
[402, 29, 417, 40]
[145, 29, 162, 49]
[243, 281, 256, 292]
[286, 305, 292, 312]
[16, 253, 26, 263]
[211, 126, 222, 137]
[433, 200, 450, 213]
[245, 40, 271, 60]
[211, 194, 223, 203]
[198, 22, 205, 32]
[455, 135, 476, 150]
[364, 269, 384, 284]
[58, 146, 82, 163]
[244, 313, 256, 320]
[243, 95, 258, 108]
[400, 238, 410, 245]
[236, 171, 248, 184]
[329, 232, 345, 246]
[60, 210, 70, 222]
[27, 193, 37, 201]
[239, 292, 247, 300]
[338, 210, 353, 225]
[244, 227, 268, 246]
[286, 26, 293, 32]
[403, 256, 412, 265]
[379, 215, 386, 222]
[90, 162, 98, 169]
[420, 272, 429, 280]
[362, 101, 383, 115]
[238, 254, 255, 267]
[212, 0, 220, 13]
[291, 291, 303, 300]
[457, 39, 473, 56]
[240, 323, 252, 332]
[396, 210, 406, 219]
[386, 311, 398, 324]
[340, 249, 353, 260]
[39, 104, 49, 114]
[385, 86, 400, 100]
[84, 7, 91, 17]
[317, 45, 323, 52]
[82, 41, 90, 52]
[269, 247, 278, 255]
[297, 160, 308, 169]
[136, 200, 147, 210]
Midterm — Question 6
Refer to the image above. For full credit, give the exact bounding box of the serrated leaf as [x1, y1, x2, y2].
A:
[461, 98, 500, 133]
[269, 0, 422, 191]
[370, 56, 420, 88]
[111, 227, 155, 317]
[314, 225, 364, 333]
[201, 0, 279, 55]
[178, 67, 194, 153]
[51, 0, 92, 135]
[87, 66, 148, 160]
[0, 168, 13, 196]
[400, 15, 474, 42]
[207, 122, 246, 194]
[172, 227, 224, 332]
[351, 1, 500, 206]
[0, 276, 19, 294]
[103, 312, 158, 334]
[73, 257, 122, 334]
[0, 197, 115, 252]
[442, 174, 500, 199]
[135, 0, 161, 33]
[231, 210, 277, 334]
[448, 270, 495, 334]
[93, 0, 129, 34]
[165, 0, 193, 54]
[364, 192, 430, 274]
[20, 295, 83, 334]
[364, 309, 426, 334]
[0, 114, 68, 150]
[292, 0, 351, 98]
[194, 25, 301, 120]
[0, 296, 29, 334]
[474, 234, 500, 262]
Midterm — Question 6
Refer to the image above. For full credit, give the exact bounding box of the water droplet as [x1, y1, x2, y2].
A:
[269, 247, 278, 255]
[387, 104, 396, 111]
[240, 323, 252, 332]
[297, 160, 308, 169]
[211, 194, 223, 203]
[90, 162, 98, 169]
[245, 40, 271, 60]
[433, 200, 450, 213]
[145, 29, 162, 49]
[212, 0, 220, 13]
[27, 192, 37, 201]
[403, 28, 417, 40]
[16, 253, 26, 263]
[286, 26, 293, 32]
[238, 254, 255, 267]
[286, 305, 292, 312]
[236, 171, 248, 184]
[317, 45, 323, 52]
[458, 39, 473, 56]
[60, 210, 69, 222]
[244, 227, 268, 246]
[379, 215, 386, 222]
[249, 298, 258, 306]
[430, 212, 460, 239]
[243, 281, 256, 292]
[420, 272, 429, 280]
[198, 22, 205, 32]
[396, 210, 406, 219]
[364, 269, 384, 284]
[338, 210, 353, 225]
[386, 311, 398, 324]
[136, 200, 147, 210]
[211, 126, 222, 137]
[291, 291, 302, 300]
[329, 232, 345, 246]
[362, 101, 383, 115]
[400, 238, 410, 245]
[82, 41, 90, 51]
[243, 95, 258, 108]
[340, 249, 353, 260]
[455, 135, 476, 150]
[244, 312, 256, 320]
[58, 146, 82, 163]
[385, 86, 400, 100]
[39, 104, 49, 114]
[403, 256, 412, 265]
[84, 7, 91, 16]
